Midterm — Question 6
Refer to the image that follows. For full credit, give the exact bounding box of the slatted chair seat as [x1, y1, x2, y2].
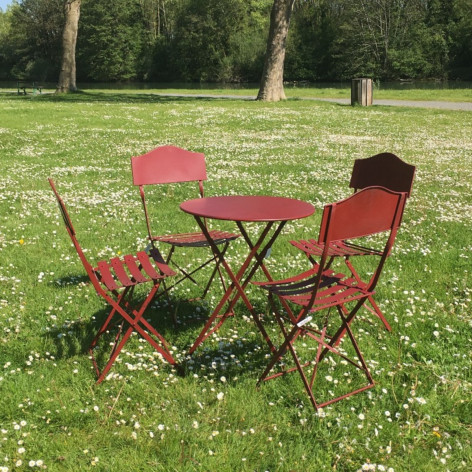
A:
[95, 249, 175, 291]
[291, 239, 383, 258]
[49, 179, 177, 384]
[153, 229, 237, 248]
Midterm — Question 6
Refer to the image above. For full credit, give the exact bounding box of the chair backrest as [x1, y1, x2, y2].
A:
[131, 145, 207, 186]
[349, 152, 416, 197]
[49, 178, 76, 237]
[318, 186, 407, 290]
[131, 145, 208, 240]
[48, 178, 103, 294]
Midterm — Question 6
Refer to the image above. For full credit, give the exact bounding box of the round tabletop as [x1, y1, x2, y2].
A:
[180, 195, 315, 222]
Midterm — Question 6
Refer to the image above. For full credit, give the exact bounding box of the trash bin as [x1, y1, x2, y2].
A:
[351, 78, 373, 106]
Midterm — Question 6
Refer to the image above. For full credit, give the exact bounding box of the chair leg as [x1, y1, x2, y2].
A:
[344, 258, 391, 331]
[259, 300, 375, 409]
[162, 244, 199, 289]
[201, 242, 231, 300]
[365, 295, 392, 331]
[90, 283, 176, 384]
[306, 252, 392, 332]
[257, 299, 314, 384]
[156, 244, 227, 300]
[335, 305, 374, 385]
[89, 286, 132, 355]
[257, 312, 328, 410]
[284, 324, 321, 411]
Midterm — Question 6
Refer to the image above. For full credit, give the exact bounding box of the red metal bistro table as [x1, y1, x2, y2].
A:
[180, 195, 315, 354]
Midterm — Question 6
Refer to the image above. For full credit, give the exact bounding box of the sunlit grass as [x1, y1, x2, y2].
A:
[0, 91, 471, 471]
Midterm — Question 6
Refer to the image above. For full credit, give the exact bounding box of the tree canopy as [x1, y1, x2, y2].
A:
[0, 0, 471, 83]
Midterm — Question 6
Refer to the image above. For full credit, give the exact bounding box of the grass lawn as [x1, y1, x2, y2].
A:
[0, 90, 471, 471]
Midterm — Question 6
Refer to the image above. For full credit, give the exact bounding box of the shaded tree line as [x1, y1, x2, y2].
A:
[1, 0, 471, 83]
[285, 0, 472, 82]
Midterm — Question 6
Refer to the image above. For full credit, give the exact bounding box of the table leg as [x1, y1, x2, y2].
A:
[188, 217, 284, 354]
[237, 221, 299, 324]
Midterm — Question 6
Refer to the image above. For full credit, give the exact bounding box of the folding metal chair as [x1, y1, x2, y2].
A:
[49, 179, 177, 384]
[254, 187, 407, 409]
[131, 145, 239, 300]
[291, 152, 415, 330]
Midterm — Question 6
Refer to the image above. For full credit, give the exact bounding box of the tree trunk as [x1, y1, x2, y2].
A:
[257, 0, 295, 102]
[56, 0, 81, 94]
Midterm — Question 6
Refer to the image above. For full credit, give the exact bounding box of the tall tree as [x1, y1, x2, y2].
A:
[77, 0, 147, 82]
[56, 0, 80, 93]
[331, 0, 444, 80]
[257, 0, 295, 101]
[285, 0, 339, 81]
[5, 0, 63, 81]
[450, 0, 472, 79]
[171, 0, 248, 82]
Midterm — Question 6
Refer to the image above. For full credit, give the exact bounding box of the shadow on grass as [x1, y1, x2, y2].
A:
[1, 90, 250, 104]
[46, 281, 210, 351]
[53, 274, 90, 287]
[183, 337, 271, 381]
[46, 269, 276, 380]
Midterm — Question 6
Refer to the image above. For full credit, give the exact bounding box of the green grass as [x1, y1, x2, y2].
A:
[0, 90, 471, 471]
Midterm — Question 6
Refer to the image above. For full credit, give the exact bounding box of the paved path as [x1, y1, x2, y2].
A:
[156, 92, 472, 111]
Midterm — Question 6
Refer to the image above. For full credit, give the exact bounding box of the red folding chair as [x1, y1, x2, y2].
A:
[291, 152, 415, 331]
[131, 145, 239, 300]
[49, 179, 177, 384]
[254, 187, 407, 409]
[349, 152, 416, 197]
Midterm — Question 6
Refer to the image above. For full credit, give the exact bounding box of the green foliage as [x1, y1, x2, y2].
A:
[77, 0, 148, 82]
[302, 0, 466, 81]
[449, 0, 472, 79]
[285, 0, 339, 81]
[2, 0, 63, 81]
[0, 0, 472, 83]
[0, 5, 13, 79]
[161, 0, 270, 82]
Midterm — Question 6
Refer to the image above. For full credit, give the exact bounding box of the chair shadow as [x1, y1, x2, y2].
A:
[53, 274, 90, 287]
[47, 271, 276, 381]
[178, 297, 276, 378]
[47, 275, 217, 365]
[183, 339, 271, 380]
[45, 302, 276, 382]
